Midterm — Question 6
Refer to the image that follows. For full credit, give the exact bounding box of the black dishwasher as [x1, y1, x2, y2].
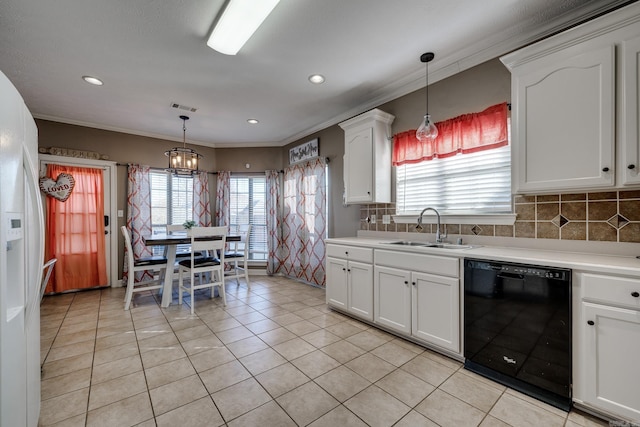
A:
[463, 258, 572, 411]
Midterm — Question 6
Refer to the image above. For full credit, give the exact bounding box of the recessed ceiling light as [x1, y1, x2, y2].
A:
[308, 74, 325, 84]
[247, 119, 259, 124]
[82, 75, 103, 86]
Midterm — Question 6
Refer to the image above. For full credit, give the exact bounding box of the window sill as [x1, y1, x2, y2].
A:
[393, 213, 517, 226]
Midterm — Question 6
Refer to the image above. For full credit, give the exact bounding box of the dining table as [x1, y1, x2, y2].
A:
[143, 232, 240, 308]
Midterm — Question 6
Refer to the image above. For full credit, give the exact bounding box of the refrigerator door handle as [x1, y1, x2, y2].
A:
[23, 148, 44, 307]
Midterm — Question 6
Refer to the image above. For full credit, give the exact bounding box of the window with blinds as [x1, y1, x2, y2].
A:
[396, 143, 512, 214]
[150, 171, 194, 231]
[229, 176, 267, 261]
[149, 171, 194, 255]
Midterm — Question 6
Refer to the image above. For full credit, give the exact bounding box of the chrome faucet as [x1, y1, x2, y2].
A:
[416, 207, 443, 243]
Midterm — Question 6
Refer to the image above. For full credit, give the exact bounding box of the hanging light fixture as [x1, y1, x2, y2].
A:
[165, 115, 202, 176]
[416, 52, 438, 142]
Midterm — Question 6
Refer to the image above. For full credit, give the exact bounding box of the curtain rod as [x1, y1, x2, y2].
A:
[116, 163, 284, 174]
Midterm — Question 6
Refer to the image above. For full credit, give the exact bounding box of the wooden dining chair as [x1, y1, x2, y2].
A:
[225, 224, 251, 288]
[121, 226, 168, 310]
[177, 226, 227, 314]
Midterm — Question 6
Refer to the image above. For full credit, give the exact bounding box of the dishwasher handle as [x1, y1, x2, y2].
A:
[497, 272, 525, 281]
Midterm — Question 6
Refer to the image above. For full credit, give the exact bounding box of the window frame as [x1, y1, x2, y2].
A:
[393, 122, 516, 226]
[228, 175, 267, 262]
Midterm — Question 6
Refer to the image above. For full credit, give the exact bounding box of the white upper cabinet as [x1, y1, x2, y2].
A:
[339, 109, 395, 204]
[621, 34, 640, 185]
[502, 3, 640, 193]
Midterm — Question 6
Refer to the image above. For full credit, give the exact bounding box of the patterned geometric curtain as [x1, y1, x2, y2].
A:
[280, 158, 327, 286]
[265, 170, 282, 275]
[125, 164, 153, 282]
[193, 171, 212, 226]
[215, 171, 231, 228]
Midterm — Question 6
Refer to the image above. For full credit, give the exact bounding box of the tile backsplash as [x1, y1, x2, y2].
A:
[360, 190, 640, 243]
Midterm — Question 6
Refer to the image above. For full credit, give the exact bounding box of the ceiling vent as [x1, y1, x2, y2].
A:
[170, 102, 198, 113]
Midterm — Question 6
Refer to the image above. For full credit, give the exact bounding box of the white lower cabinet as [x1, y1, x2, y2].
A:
[576, 272, 640, 422]
[374, 250, 460, 353]
[412, 271, 459, 352]
[581, 302, 640, 422]
[326, 244, 373, 321]
[373, 266, 411, 334]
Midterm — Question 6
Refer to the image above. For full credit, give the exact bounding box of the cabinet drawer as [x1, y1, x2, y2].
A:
[582, 273, 640, 309]
[375, 250, 459, 278]
[326, 245, 373, 263]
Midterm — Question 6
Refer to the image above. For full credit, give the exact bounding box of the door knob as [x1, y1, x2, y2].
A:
[587, 320, 595, 325]
[631, 291, 639, 298]
[628, 164, 636, 170]
[602, 167, 610, 172]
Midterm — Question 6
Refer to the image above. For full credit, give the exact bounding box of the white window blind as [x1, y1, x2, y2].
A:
[396, 144, 511, 214]
[150, 171, 194, 231]
[229, 176, 267, 261]
[149, 171, 194, 255]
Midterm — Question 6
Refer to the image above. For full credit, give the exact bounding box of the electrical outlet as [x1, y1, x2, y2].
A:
[382, 215, 391, 224]
[370, 214, 376, 223]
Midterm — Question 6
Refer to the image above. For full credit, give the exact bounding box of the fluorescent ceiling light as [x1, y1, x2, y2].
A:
[207, 0, 280, 55]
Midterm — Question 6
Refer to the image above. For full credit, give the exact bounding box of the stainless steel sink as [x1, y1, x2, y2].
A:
[428, 243, 475, 250]
[386, 241, 430, 246]
[384, 241, 476, 250]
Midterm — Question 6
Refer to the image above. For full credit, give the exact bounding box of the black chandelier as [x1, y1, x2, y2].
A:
[165, 115, 202, 176]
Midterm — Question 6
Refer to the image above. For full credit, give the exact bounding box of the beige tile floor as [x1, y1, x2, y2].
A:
[38, 276, 608, 427]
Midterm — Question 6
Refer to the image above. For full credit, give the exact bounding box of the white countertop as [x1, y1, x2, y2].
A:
[326, 237, 640, 277]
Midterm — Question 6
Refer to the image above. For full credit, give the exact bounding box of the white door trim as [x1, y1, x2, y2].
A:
[38, 154, 118, 287]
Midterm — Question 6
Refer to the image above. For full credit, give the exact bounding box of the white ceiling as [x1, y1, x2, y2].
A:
[0, 0, 631, 148]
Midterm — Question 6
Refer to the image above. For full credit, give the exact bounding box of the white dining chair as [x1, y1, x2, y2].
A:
[40, 258, 57, 303]
[177, 226, 227, 314]
[225, 224, 251, 288]
[121, 226, 168, 310]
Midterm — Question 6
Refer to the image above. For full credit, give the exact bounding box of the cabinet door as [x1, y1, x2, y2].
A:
[513, 45, 615, 192]
[582, 302, 640, 421]
[326, 257, 348, 310]
[412, 272, 460, 352]
[374, 266, 411, 334]
[344, 127, 373, 203]
[347, 261, 373, 321]
[622, 35, 640, 185]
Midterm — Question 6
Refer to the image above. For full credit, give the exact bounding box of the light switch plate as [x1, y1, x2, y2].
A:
[117, 210, 124, 218]
[370, 214, 376, 223]
[382, 215, 391, 224]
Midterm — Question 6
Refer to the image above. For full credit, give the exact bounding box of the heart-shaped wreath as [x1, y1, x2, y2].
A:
[39, 173, 76, 202]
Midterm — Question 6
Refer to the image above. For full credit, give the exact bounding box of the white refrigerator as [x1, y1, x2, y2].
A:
[0, 70, 45, 426]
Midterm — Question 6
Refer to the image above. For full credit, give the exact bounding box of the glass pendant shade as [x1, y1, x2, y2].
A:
[165, 115, 202, 176]
[416, 52, 438, 142]
[416, 114, 438, 142]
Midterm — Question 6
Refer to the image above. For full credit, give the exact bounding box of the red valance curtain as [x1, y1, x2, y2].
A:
[392, 102, 508, 166]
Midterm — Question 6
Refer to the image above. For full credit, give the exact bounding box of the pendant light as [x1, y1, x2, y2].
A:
[165, 115, 202, 176]
[416, 52, 438, 142]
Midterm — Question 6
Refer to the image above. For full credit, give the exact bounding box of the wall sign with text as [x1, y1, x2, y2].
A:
[289, 138, 319, 165]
